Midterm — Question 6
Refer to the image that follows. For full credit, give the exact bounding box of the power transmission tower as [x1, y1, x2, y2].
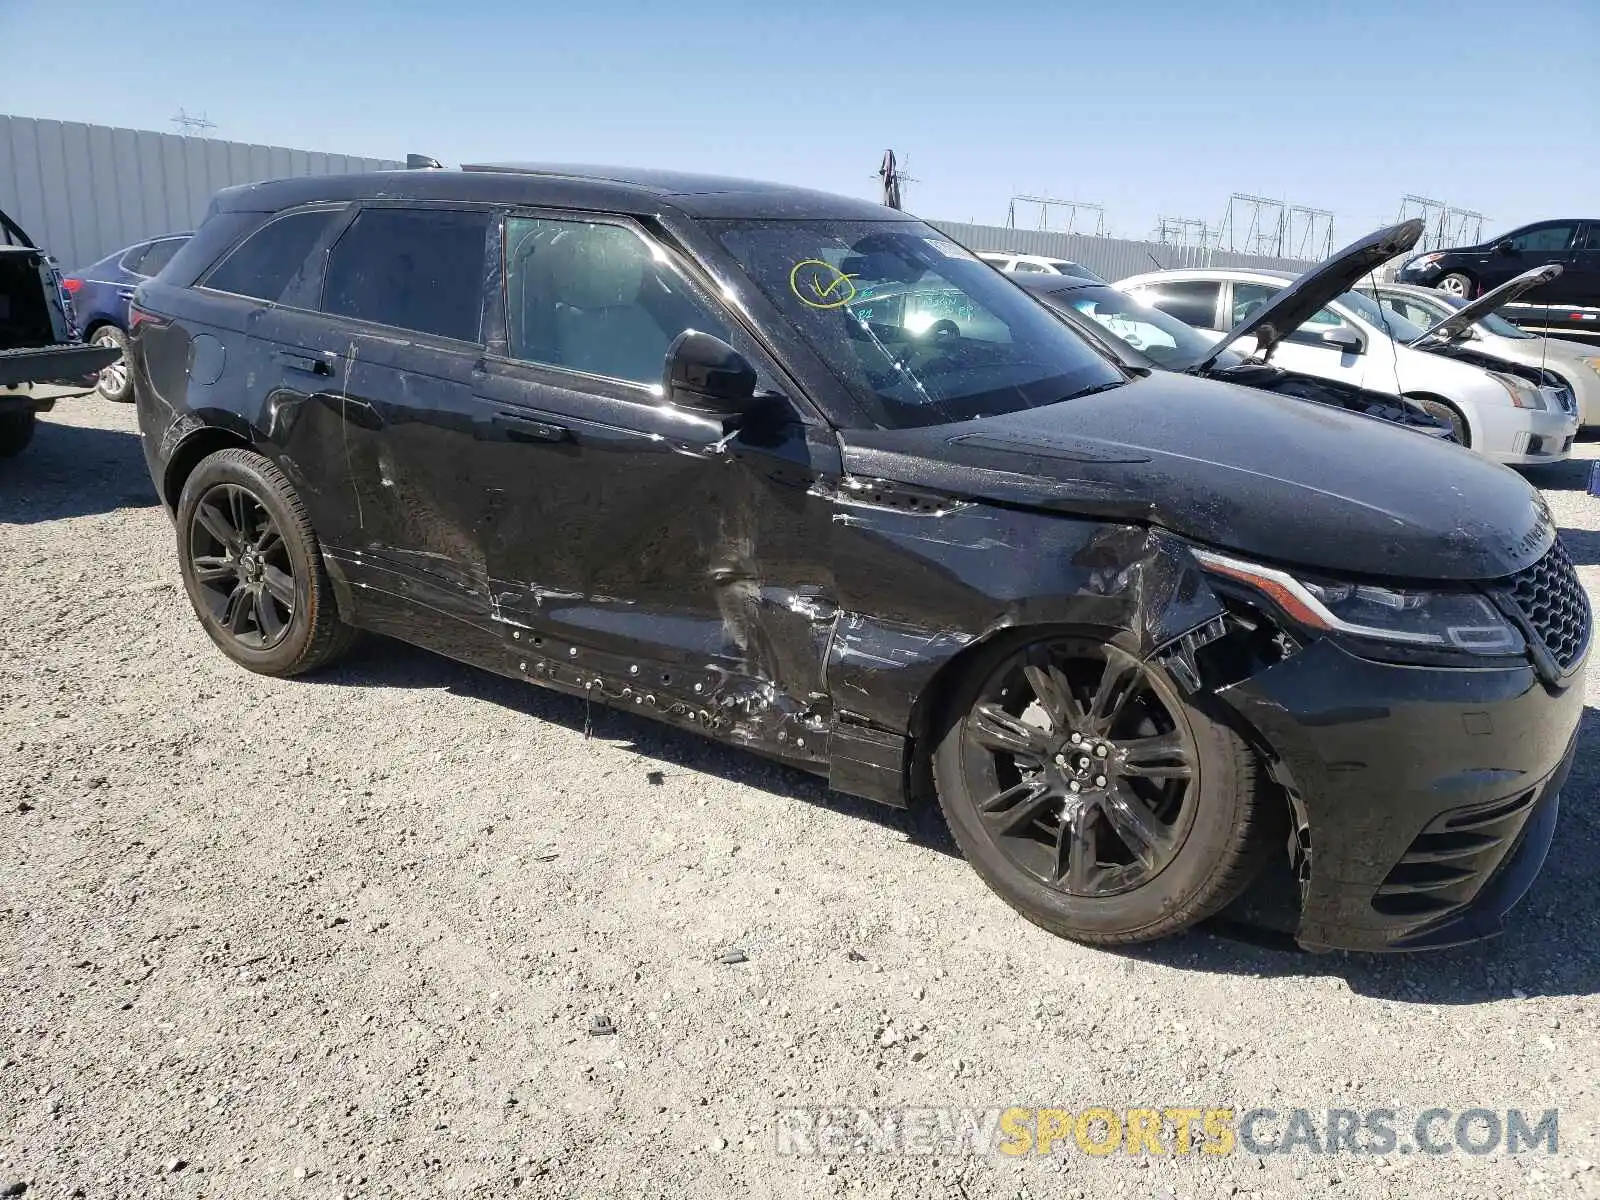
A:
[1006, 194, 1105, 237]
[1285, 205, 1335, 260]
[1153, 215, 1216, 250]
[1397, 195, 1449, 251]
[1218, 194, 1288, 255]
[1444, 207, 1485, 246]
[171, 109, 217, 136]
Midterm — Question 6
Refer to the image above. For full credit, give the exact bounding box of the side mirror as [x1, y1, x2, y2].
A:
[664, 330, 757, 419]
[1320, 326, 1364, 354]
[1492, 239, 1516, 255]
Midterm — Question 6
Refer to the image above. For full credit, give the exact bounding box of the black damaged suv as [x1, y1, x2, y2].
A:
[129, 166, 1590, 953]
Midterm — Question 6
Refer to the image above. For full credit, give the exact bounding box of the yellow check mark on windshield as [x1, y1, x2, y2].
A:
[790, 260, 857, 309]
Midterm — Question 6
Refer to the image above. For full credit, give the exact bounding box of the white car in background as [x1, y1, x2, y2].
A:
[1114, 263, 1579, 465]
[976, 251, 1104, 280]
[1360, 279, 1600, 429]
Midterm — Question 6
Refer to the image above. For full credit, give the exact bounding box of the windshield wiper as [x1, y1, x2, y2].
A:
[1058, 379, 1130, 401]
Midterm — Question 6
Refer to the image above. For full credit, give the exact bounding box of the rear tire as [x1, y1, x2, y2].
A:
[90, 327, 132, 402]
[1436, 272, 1474, 300]
[931, 631, 1273, 946]
[1416, 396, 1470, 447]
[0, 409, 36, 458]
[175, 448, 357, 677]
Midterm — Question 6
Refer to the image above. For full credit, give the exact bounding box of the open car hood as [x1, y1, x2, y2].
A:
[1405, 264, 1564, 346]
[1188, 219, 1424, 371]
[0, 206, 35, 249]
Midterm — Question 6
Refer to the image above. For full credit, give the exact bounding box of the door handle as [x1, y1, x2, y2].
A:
[273, 350, 334, 377]
[492, 412, 570, 443]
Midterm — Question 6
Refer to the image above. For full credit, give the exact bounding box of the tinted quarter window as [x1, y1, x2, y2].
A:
[1137, 280, 1220, 328]
[138, 238, 186, 277]
[322, 207, 490, 342]
[202, 209, 339, 304]
[503, 216, 731, 385]
[1579, 225, 1600, 251]
[1507, 224, 1576, 252]
[119, 243, 153, 273]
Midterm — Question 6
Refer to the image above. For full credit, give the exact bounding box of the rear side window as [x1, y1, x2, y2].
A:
[321, 207, 489, 343]
[202, 209, 338, 303]
[1134, 280, 1220, 328]
[138, 238, 186, 278]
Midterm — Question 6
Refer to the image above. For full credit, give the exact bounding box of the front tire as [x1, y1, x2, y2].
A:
[90, 327, 132, 402]
[0, 409, 36, 458]
[1436, 272, 1474, 300]
[932, 632, 1272, 945]
[175, 448, 356, 677]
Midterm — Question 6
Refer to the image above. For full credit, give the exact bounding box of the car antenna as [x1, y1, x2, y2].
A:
[1147, 251, 1165, 270]
[405, 153, 444, 170]
[1366, 268, 1405, 401]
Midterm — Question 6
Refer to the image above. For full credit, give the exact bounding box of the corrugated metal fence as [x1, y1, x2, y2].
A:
[0, 115, 401, 269]
[1, 114, 1322, 282]
[928, 220, 1318, 281]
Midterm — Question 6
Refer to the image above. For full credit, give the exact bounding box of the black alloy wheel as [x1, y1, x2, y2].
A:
[188, 482, 297, 650]
[175, 448, 356, 677]
[933, 633, 1272, 945]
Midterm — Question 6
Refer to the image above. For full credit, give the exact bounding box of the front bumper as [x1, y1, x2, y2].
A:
[1217, 637, 1585, 952]
[1476, 403, 1578, 465]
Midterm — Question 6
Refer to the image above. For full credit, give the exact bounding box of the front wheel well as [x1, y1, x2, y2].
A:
[162, 427, 252, 511]
[1403, 391, 1473, 448]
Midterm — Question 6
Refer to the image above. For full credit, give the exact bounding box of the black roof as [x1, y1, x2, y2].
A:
[210, 163, 906, 222]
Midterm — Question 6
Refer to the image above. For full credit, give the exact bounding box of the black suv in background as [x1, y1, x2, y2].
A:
[127, 166, 1588, 954]
[1398, 218, 1600, 304]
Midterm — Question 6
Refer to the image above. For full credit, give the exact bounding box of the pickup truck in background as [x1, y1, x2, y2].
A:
[1, 207, 121, 458]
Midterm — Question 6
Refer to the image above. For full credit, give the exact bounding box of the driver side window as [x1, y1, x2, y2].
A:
[1507, 224, 1575, 253]
[503, 215, 731, 386]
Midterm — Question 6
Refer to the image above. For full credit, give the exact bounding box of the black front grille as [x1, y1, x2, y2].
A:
[1503, 539, 1591, 674]
[1373, 788, 1539, 918]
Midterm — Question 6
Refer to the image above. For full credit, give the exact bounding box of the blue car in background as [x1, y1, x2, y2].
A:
[62, 233, 190, 401]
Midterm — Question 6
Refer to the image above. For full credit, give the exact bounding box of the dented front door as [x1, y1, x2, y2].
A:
[468, 358, 843, 754]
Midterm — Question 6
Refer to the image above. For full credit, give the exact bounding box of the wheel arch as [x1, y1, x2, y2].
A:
[162, 425, 254, 512]
[1402, 390, 1477, 448]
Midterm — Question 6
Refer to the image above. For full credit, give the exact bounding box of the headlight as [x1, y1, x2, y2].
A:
[1488, 370, 1546, 409]
[1406, 253, 1444, 273]
[1193, 549, 1524, 655]
[1582, 356, 1600, 378]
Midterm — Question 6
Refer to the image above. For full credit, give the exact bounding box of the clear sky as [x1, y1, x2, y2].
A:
[2, 0, 1595, 243]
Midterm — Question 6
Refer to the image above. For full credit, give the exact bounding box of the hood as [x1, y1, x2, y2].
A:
[1405, 264, 1564, 346]
[1189, 219, 1424, 371]
[839, 371, 1551, 582]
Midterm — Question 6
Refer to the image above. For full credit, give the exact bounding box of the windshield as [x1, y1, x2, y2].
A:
[1338, 289, 1427, 342]
[1045, 284, 1218, 370]
[1439, 294, 1535, 339]
[707, 219, 1126, 428]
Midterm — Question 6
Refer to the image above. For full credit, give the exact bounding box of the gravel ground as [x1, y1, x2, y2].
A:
[3, 397, 1598, 1200]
